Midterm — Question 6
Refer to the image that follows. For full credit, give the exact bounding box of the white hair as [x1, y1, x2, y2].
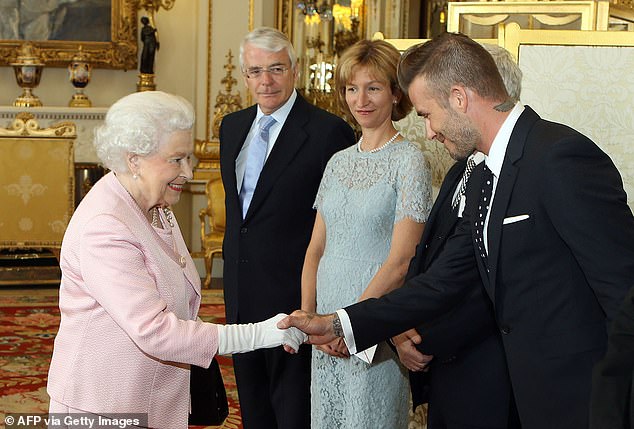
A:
[94, 91, 194, 173]
[239, 27, 297, 70]
[483, 44, 523, 103]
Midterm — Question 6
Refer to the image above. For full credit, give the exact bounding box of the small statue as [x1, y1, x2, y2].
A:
[140, 16, 159, 74]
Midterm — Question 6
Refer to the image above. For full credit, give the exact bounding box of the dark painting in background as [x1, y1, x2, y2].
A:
[0, 0, 111, 42]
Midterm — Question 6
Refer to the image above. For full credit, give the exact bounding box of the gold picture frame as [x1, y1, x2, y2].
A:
[0, 0, 138, 70]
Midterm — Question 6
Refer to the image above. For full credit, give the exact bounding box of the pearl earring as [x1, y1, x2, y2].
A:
[133, 173, 138, 180]
[393, 99, 398, 104]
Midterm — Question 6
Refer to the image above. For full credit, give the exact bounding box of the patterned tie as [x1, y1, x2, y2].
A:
[239, 115, 276, 218]
[452, 157, 478, 211]
[474, 164, 494, 268]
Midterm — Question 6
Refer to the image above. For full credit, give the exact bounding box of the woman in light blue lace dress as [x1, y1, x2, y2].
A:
[301, 40, 432, 428]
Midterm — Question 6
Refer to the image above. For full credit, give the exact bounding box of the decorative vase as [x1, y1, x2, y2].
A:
[11, 43, 44, 107]
[68, 46, 92, 107]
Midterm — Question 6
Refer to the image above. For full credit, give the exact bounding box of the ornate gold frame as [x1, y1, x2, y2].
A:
[503, 21, 634, 59]
[0, 0, 138, 70]
[447, 1, 599, 38]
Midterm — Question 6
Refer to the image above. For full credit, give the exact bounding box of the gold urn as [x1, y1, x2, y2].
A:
[11, 43, 45, 107]
[68, 46, 93, 107]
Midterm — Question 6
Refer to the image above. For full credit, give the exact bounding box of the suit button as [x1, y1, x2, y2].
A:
[240, 227, 248, 234]
[239, 259, 248, 263]
[500, 325, 511, 335]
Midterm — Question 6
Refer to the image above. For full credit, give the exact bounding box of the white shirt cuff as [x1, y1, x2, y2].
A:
[336, 309, 357, 354]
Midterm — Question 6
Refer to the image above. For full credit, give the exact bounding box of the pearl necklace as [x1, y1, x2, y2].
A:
[357, 131, 401, 154]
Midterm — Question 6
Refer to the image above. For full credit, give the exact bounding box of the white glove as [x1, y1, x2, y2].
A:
[217, 313, 308, 355]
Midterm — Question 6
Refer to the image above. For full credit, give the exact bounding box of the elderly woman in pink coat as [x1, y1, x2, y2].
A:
[47, 91, 306, 429]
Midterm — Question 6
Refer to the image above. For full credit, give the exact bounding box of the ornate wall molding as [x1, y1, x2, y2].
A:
[0, 106, 107, 162]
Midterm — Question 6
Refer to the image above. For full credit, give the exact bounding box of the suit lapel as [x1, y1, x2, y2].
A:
[407, 161, 464, 279]
[244, 96, 310, 220]
[486, 107, 540, 292]
[423, 162, 465, 267]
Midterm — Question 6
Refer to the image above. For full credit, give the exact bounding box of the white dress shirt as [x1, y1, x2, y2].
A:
[235, 90, 298, 193]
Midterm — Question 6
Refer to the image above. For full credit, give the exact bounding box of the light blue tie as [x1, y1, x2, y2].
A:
[239, 115, 276, 218]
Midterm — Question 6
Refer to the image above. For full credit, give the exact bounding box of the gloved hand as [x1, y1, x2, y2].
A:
[217, 313, 308, 355]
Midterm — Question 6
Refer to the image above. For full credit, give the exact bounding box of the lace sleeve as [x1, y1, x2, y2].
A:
[313, 155, 337, 210]
[394, 143, 432, 224]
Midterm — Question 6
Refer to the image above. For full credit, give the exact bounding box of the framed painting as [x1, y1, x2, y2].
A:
[0, 0, 138, 70]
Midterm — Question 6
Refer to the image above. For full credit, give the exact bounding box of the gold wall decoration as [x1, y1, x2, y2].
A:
[0, 0, 138, 70]
[211, 50, 243, 139]
[194, 50, 243, 180]
[138, 0, 176, 14]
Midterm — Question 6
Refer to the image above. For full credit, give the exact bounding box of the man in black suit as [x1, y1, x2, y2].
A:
[219, 27, 355, 429]
[280, 32, 634, 428]
[393, 44, 521, 429]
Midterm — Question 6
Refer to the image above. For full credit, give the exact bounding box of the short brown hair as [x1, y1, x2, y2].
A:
[335, 39, 412, 124]
[397, 32, 508, 107]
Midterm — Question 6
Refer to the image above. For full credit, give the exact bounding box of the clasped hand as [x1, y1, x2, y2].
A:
[392, 328, 434, 372]
[277, 310, 347, 355]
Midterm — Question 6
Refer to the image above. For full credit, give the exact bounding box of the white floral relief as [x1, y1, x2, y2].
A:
[19, 217, 33, 231]
[50, 219, 67, 233]
[49, 146, 68, 160]
[17, 142, 35, 159]
[49, 212, 70, 233]
[4, 175, 48, 205]
[520, 44, 634, 207]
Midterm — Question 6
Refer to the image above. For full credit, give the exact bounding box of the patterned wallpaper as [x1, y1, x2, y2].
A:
[519, 44, 634, 207]
[396, 110, 455, 199]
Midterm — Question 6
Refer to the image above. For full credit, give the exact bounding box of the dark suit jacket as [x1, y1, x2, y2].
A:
[591, 285, 634, 429]
[219, 94, 355, 324]
[345, 106, 634, 428]
[406, 160, 511, 427]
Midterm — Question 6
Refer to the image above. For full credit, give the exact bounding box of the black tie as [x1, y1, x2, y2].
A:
[474, 165, 494, 268]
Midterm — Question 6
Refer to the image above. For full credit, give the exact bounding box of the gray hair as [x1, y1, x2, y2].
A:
[483, 44, 523, 102]
[94, 91, 194, 173]
[239, 27, 297, 70]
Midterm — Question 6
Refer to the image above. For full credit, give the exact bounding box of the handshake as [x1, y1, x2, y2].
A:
[216, 311, 340, 356]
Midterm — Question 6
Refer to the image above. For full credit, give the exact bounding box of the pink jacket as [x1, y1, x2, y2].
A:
[47, 172, 218, 429]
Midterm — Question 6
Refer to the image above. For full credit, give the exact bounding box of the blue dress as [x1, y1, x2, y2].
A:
[311, 140, 432, 428]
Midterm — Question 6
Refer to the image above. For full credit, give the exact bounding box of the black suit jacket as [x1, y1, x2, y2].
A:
[591, 285, 634, 429]
[345, 106, 634, 428]
[407, 160, 510, 427]
[219, 94, 355, 324]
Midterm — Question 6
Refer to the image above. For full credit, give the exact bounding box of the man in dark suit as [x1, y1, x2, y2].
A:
[219, 27, 355, 429]
[393, 44, 522, 429]
[280, 32, 634, 428]
[395, 157, 512, 429]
